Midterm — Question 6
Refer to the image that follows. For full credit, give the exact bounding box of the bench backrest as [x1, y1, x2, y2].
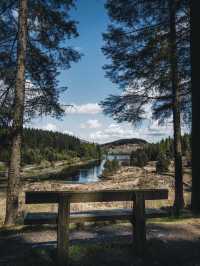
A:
[25, 189, 168, 204]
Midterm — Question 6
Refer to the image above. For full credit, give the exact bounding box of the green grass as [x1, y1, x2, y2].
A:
[69, 243, 133, 266]
[0, 163, 6, 172]
[11, 239, 200, 266]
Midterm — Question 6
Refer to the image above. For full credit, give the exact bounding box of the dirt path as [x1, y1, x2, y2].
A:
[0, 217, 200, 266]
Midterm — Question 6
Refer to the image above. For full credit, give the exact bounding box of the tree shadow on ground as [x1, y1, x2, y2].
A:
[0, 222, 200, 266]
[68, 239, 200, 266]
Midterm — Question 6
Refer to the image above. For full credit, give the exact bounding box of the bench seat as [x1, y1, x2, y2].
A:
[24, 208, 169, 225]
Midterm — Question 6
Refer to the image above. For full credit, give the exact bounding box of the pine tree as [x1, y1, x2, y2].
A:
[0, 0, 81, 225]
[169, 0, 184, 214]
[4, 0, 28, 226]
[190, 0, 200, 212]
[101, 0, 190, 213]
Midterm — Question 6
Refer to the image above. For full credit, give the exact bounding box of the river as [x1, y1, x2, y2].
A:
[0, 155, 131, 193]
[60, 154, 130, 184]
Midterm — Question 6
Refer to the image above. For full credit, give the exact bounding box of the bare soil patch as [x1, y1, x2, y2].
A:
[0, 217, 200, 265]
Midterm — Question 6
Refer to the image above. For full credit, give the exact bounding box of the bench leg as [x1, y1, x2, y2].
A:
[133, 192, 146, 256]
[57, 195, 70, 266]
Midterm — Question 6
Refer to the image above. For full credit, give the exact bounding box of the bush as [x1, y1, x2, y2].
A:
[156, 154, 170, 173]
[22, 148, 43, 164]
[0, 163, 6, 172]
[39, 160, 51, 169]
[130, 150, 148, 167]
[102, 159, 120, 178]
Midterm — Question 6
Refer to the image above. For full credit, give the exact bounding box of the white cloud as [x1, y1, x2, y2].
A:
[30, 122, 76, 136]
[65, 103, 102, 115]
[63, 129, 74, 136]
[74, 46, 82, 52]
[89, 123, 140, 143]
[42, 123, 58, 132]
[146, 120, 173, 135]
[81, 119, 102, 129]
[89, 122, 175, 144]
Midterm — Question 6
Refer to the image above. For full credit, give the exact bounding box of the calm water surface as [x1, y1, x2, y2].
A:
[63, 154, 130, 184]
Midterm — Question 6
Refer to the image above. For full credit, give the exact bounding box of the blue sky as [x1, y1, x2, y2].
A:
[30, 0, 179, 144]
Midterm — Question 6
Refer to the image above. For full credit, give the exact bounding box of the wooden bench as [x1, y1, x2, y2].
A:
[24, 189, 168, 265]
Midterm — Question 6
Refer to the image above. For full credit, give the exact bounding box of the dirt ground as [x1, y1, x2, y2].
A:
[0, 216, 200, 266]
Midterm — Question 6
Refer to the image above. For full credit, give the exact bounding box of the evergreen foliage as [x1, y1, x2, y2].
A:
[102, 159, 120, 177]
[156, 153, 170, 173]
[0, 127, 101, 165]
[130, 149, 148, 167]
[100, 0, 190, 125]
[101, 0, 190, 212]
[144, 134, 191, 162]
[130, 134, 191, 168]
[0, 0, 81, 126]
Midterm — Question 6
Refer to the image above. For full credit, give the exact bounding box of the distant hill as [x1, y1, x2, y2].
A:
[101, 138, 147, 147]
[101, 138, 148, 155]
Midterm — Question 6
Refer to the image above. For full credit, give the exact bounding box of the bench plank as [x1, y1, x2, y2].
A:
[25, 189, 168, 204]
[24, 208, 169, 225]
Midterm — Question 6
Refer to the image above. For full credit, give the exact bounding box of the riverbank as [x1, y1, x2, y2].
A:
[0, 159, 99, 181]
[0, 158, 100, 223]
[21, 158, 100, 179]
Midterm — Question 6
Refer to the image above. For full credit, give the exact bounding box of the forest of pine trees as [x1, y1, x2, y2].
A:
[0, 127, 101, 165]
[130, 134, 191, 168]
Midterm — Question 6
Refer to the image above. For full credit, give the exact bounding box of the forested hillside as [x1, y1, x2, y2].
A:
[0, 128, 101, 165]
[130, 134, 191, 168]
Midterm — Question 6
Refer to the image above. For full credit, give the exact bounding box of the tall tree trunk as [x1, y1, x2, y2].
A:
[190, 0, 200, 213]
[4, 0, 28, 226]
[169, 0, 184, 215]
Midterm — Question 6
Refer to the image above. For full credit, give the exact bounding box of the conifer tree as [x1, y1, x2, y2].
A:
[4, 0, 28, 226]
[190, 0, 200, 212]
[101, 0, 190, 213]
[0, 0, 81, 225]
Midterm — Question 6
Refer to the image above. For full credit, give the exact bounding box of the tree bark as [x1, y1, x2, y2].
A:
[4, 0, 28, 225]
[169, 0, 184, 215]
[190, 0, 200, 213]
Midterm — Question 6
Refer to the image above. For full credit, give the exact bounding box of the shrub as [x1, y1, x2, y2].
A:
[102, 159, 120, 178]
[0, 163, 6, 172]
[130, 150, 148, 167]
[22, 148, 42, 164]
[39, 160, 51, 169]
[156, 154, 170, 173]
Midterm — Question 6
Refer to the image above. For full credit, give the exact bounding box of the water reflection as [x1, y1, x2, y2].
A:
[79, 159, 106, 183]
[64, 155, 130, 183]
[27, 155, 130, 184]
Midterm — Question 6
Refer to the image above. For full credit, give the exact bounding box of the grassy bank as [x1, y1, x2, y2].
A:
[0, 158, 100, 182]
[22, 158, 100, 180]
